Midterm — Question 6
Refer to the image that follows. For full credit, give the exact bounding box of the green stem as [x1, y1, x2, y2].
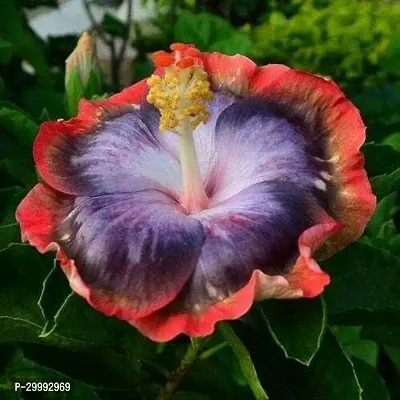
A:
[158, 338, 204, 400]
[199, 341, 228, 360]
[219, 322, 269, 400]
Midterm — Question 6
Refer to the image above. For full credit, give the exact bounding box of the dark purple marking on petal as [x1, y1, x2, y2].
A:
[176, 181, 317, 312]
[56, 190, 205, 317]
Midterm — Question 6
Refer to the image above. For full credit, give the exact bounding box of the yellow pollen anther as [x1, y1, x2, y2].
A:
[146, 64, 213, 133]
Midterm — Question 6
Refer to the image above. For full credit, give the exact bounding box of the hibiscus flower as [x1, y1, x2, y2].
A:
[16, 43, 375, 342]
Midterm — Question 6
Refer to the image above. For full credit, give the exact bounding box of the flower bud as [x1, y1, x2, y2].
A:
[65, 32, 102, 116]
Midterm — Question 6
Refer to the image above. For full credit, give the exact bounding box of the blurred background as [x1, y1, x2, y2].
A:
[1, 0, 400, 140]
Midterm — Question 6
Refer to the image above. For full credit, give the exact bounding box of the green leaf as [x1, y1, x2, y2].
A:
[84, 70, 102, 103]
[132, 59, 153, 82]
[255, 327, 363, 400]
[182, 332, 253, 398]
[207, 13, 234, 44]
[352, 358, 390, 400]
[0, 243, 157, 356]
[366, 192, 397, 238]
[390, 234, 400, 257]
[65, 69, 85, 117]
[345, 340, 379, 367]
[361, 325, 400, 347]
[37, 264, 74, 337]
[0, 0, 49, 81]
[209, 32, 253, 55]
[0, 37, 12, 64]
[261, 297, 326, 365]
[0, 187, 27, 225]
[380, 33, 400, 75]
[101, 13, 129, 38]
[174, 12, 213, 49]
[219, 322, 269, 400]
[0, 159, 36, 189]
[173, 393, 213, 400]
[299, 330, 362, 400]
[384, 346, 400, 375]
[0, 244, 52, 327]
[0, 245, 160, 397]
[0, 103, 38, 188]
[0, 223, 21, 251]
[333, 326, 378, 366]
[363, 143, 400, 176]
[376, 220, 397, 245]
[323, 242, 400, 318]
[0, 348, 101, 399]
[0, 103, 38, 149]
[354, 85, 400, 143]
[383, 132, 400, 151]
[66, 70, 102, 117]
[371, 168, 400, 201]
[21, 88, 67, 120]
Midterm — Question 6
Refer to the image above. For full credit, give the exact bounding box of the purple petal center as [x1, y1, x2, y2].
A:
[53, 92, 333, 312]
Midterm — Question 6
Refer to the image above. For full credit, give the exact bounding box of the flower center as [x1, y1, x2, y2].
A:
[146, 43, 213, 214]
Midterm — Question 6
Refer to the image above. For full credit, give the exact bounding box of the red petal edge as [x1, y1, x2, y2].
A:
[33, 80, 148, 195]
[200, 52, 257, 96]
[250, 66, 376, 257]
[16, 184, 72, 252]
[131, 270, 302, 342]
[15, 184, 176, 322]
[78, 79, 148, 122]
[287, 218, 343, 297]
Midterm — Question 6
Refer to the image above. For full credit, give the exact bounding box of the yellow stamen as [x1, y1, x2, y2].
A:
[146, 66, 212, 132]
[146, 52, 213, 213]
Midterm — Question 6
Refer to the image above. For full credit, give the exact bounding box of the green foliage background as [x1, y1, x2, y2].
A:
[0, 0, 400, 399]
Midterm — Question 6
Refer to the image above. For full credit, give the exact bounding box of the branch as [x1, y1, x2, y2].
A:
[158, 338, 204, 400]
[82, 0, 112, 46]
[117, 0, 133, 61]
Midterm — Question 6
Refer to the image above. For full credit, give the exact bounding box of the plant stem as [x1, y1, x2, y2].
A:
[110, 39, 120, 90]
[82, 0, 112, 46]
[83, 0, 133, 90]
[169, 0, 178, 26]
[158, 338, 204, 400]
[199, 341, 228, 360]
[219, 322, 269, 400]
[117, 0, 133, 61]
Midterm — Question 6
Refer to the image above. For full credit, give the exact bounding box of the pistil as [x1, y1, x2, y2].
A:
[146, 44, 213, 213]
[178, 121, 209, 213]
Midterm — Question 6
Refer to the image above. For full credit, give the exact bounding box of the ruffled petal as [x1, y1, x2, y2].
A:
[250, 64, 290, 90]
[287, 218, 343, 297]
[16, 184, 72, 253]
[54, 190, 205, 319]
[250, 67, 376, 255]
[34, 105, 182, 197]
[200, 52, 257, 96]
[77, 79, 148, 123]
[132, 269, 301, 342]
